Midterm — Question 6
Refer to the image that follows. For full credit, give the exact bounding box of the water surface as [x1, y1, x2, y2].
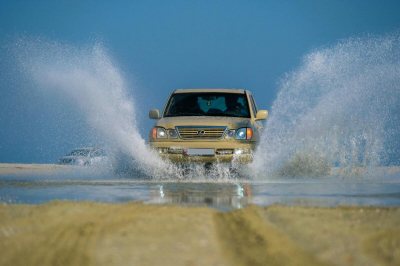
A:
[2, 173, 399, 210]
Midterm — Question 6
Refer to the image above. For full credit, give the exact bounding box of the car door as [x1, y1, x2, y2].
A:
[90, 149, 109, 166]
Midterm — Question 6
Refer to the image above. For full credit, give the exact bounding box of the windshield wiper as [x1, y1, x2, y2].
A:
[165, 113, 247, 118]
[165, 113, 204, 117]
[205, 113, 245, 117]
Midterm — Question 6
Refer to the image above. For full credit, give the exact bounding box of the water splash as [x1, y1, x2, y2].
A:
[253, 33, 400, 178]
[12, 37, 167, 177]
[10, 37, 254, 181]
[10, 33, 400, 181]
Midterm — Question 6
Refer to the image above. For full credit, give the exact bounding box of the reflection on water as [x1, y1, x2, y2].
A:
[1, 177, 400, 210]
[145, 183, 252, 210]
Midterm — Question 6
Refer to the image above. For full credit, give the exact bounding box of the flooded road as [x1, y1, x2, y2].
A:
[2, 174, 400, 210]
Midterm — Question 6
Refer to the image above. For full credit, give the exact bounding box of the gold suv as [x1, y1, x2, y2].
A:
[148, 89, 268, 164]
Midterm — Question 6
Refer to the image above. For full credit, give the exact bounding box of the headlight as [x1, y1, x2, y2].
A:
[152, 127, 168, 139]
[168, 129, 178, 138]
[225, 129, 235, 139]
[235, 128, 253, 140]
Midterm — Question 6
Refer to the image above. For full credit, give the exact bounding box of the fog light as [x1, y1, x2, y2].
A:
[169, 147, 183, 154]
[157, 148, 168, 154]
[216, 149, 233, 155]
[234, 148, 251, 155]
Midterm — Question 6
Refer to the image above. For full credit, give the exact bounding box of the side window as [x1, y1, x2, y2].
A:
[249, 95, 257, 116]
[252, 96, 259, 112]
[91, 149, 106, 157]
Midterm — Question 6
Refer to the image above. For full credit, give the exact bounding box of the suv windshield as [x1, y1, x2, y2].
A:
[163, 93, 250, 118]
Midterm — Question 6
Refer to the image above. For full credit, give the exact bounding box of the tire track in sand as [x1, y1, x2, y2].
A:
[213, 205, 329, 266]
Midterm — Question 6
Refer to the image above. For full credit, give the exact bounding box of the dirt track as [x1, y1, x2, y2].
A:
[1, 201, 399, 266]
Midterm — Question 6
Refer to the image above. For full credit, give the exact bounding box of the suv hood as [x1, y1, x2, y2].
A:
[155, 116, 251, 129]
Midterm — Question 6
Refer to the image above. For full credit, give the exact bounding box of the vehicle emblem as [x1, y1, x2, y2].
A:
[197, 130, 205, 135]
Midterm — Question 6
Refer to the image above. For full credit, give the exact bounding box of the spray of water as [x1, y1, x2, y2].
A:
[10, 33, 400, 181]
[253, 33, 400, 178]
[12, 37, 169, 177]
[11, 37, 245, 181]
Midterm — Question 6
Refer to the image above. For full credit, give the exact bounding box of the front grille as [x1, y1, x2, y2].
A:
[176, 126, 226, 139]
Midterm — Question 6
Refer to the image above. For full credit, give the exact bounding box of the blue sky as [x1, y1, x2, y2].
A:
[1, 0, 400, 163]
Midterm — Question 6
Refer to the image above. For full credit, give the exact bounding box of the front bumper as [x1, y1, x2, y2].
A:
[58, 158, 86, 165]
[149, 141, 255, 164]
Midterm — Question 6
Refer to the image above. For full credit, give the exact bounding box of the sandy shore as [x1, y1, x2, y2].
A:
[0, 163, 74, 176]
[0, 201, 399, 266]
[1, 163, 399, 265]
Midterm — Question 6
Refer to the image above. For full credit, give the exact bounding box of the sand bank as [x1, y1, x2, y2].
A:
[1, 201, 399, 266]
[0, 163, 74, 176]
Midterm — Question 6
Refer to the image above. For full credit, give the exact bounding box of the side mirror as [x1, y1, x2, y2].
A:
[149, 109, 160, 119]
[255, 110, 268, 120]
